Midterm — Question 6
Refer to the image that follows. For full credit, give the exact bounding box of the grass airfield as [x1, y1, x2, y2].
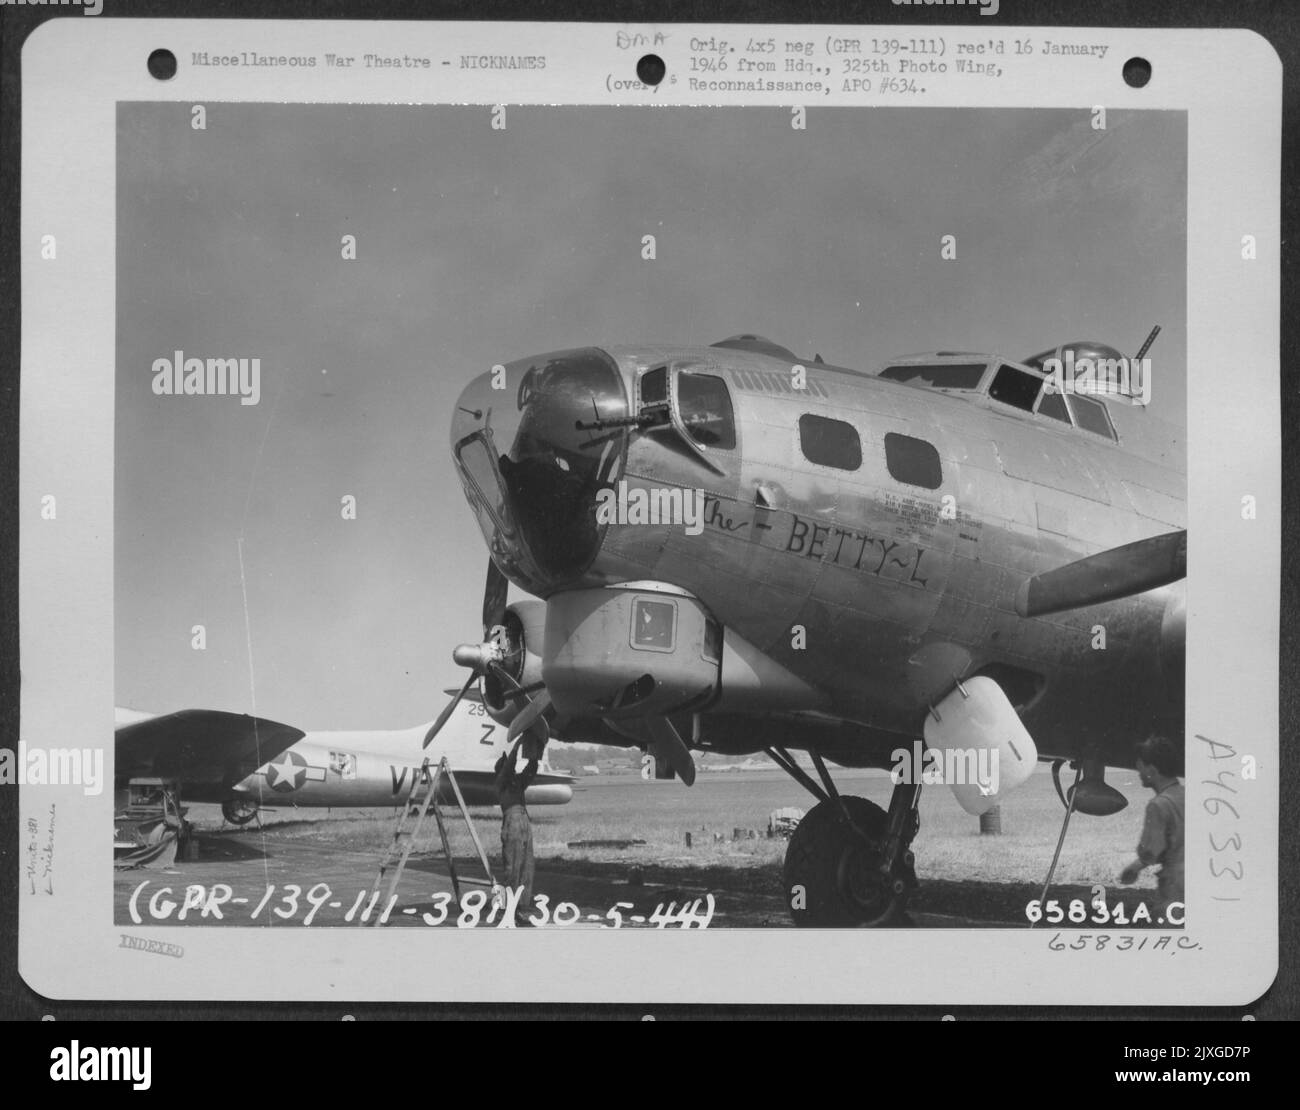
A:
[115, 765, 1174, 928]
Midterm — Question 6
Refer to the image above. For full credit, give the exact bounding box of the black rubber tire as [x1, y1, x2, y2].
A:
[222, 798, 258, 825]
[783, 795, 906, 927]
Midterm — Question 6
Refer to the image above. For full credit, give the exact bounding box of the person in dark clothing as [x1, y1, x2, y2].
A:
[1119, 734, 1185, 915]
[495, 736, 540, 921]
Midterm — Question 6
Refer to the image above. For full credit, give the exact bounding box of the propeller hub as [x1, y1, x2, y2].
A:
[453, 641, 502, 671]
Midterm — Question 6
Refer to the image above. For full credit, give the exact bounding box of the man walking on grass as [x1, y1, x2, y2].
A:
[1118, 734, 1185, 917]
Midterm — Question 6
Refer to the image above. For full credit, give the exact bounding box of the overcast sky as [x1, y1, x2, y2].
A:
[116, 104, 1186, 730]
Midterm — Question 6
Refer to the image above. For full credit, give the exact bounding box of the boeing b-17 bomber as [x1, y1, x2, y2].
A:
[432, 331, 1184, 927]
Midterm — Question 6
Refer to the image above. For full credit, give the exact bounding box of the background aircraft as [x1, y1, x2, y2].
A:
[114, 690, 573, 825]
[436, 332, 1185, 926]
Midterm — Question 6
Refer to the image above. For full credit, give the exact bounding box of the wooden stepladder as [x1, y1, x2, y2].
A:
[364, 756, 498, 926]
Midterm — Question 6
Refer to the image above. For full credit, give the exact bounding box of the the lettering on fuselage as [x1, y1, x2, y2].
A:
[883, 491, 983, 543]
[787, 515, 929, 587]
[703, 498, 749, 532]
[697, 494, 930, 588]
[389, 764, 432, 796]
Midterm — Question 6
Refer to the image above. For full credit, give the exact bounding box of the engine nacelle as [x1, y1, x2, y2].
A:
[481, 600, 547, 728]
[542, 584, 721, 719]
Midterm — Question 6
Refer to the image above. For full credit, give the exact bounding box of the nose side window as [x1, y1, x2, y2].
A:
[675, 371, 736, 450]
[454, 432, 515, 538]
[639, 365, 669, 409]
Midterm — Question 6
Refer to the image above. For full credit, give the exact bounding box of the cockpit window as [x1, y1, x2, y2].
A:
[880, 362, 987, 390]
[1067, 394, 1117, 440]
[1036, 389, 1072, 425]
[676, 372, 735, 450]
[799, 414, 862, 471]
[988, 363, 1043, 412]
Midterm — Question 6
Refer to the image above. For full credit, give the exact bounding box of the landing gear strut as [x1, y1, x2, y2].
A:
[768, 747, 921, 927]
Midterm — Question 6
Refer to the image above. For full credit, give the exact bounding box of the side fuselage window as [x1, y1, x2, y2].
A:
[884, 432, 943, 490]
[798, 413, 862, 471]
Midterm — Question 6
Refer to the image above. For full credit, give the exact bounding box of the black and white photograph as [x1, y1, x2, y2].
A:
[9, 15, 1283, 1011]
[111, 101, 1188, 931]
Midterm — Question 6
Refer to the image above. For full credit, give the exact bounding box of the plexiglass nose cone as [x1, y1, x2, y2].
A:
[450, 348, 628, 593]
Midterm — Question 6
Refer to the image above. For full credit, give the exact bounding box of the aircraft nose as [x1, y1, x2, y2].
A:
[450, 348, 629, 592]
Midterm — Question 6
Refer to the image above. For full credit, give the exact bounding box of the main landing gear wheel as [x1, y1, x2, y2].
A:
[783, 796, 912, 927]
[222, 797, 259, 826]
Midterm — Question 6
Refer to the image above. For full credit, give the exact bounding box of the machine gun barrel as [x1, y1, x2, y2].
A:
[1134, 324, 1161, 361]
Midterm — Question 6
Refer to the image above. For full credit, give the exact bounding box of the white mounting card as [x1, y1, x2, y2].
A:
[18, 19, 1280, 1004]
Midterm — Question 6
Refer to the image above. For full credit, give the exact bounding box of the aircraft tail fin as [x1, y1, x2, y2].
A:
[420, 691, 507, 771]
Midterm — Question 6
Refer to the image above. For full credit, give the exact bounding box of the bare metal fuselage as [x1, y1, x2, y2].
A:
[451, 341, 1185, 772]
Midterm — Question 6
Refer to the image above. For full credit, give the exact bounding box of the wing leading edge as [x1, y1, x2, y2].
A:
[115, 709, 306, 786]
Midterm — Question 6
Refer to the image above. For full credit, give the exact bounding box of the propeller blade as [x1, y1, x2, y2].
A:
[483, 559, 509, 633]
[506, 689, 552, 746]
[645, 717, 696, 787]
[528, 715, 550, 748]
[422, 672, 477, 749]
[486, 660, 522, 693]
[1016, 529, 1186, 618]
[497, 680, 546, 704]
